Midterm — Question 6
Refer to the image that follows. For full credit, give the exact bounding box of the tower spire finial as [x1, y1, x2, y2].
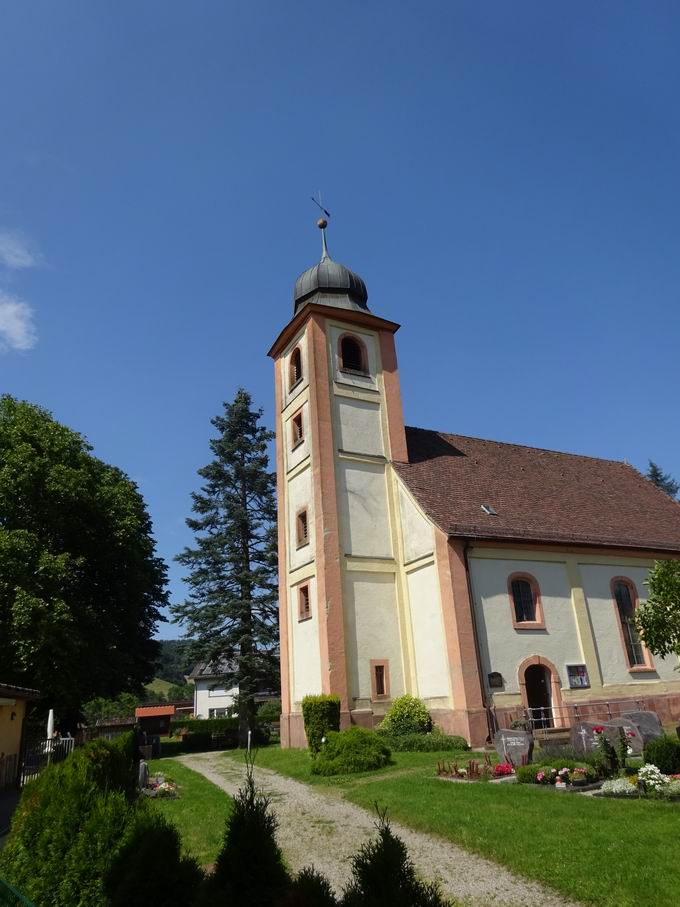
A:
[311, 192, 331, 261]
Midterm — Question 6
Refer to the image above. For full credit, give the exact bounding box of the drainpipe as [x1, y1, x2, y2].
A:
[462, 540, 493, 743]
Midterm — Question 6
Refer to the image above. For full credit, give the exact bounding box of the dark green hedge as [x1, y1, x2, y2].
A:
[302, 694, 341, 755]
[644, 735, 680, 774]
[311, 727, 392, 776]
[377, 730, 469, 752]
[170, 716, 239, 736]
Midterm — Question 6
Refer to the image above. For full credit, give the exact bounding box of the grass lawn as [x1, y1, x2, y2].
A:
[148, 758, 230, 867]
[223, 744, 475, 787]
[347, 773, 680, 907]
[223, 745, 680, 906]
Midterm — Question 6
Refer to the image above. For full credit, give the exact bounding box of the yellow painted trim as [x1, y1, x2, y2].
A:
[386, 466, 418, 697]
[281, 385, 310, 418]
[337, 450, 387, 465]
[345, 556, 396, 573]
[286, 455, 311, 481]
[469, 546, 654, 569]
[333, 384, 382, 402]
[288, 562, 317, 584]
[565, 556, 604, 690]
[404, 553, 436, 574]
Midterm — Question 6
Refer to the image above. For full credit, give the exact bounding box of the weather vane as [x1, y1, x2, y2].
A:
[311, 192, 331, 227]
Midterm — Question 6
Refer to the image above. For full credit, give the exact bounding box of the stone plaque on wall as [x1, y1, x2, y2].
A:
[494, 728, 533, 765]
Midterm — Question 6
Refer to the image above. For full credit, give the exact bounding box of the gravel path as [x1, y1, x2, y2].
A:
[177, 752, 579, 907]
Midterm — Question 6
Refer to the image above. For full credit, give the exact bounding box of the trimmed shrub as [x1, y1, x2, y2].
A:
[281, 867, 339, 907]
[312, 727, 391, 776]
[644, 735, 680, 774]
[377, 695, 433, 737]
[302, 694, 341, 755]
[170, 716, 239, 736]
[105, 805, 203, 907]
[515, 765, 537, 784]
[257, 699, 282, 725]
[202, 754, 290, 906]
[378, 730, 469, 753]
[341, 809, 451, 906]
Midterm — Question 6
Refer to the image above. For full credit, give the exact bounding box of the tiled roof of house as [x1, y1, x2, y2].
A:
[188, 659, 237, 681]
[135, 705, 175, 718]
[0, 682, 41, 700]
[393, 427, 680, 553]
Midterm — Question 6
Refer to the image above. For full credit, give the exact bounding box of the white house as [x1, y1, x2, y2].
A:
[188, 660, 238, 719]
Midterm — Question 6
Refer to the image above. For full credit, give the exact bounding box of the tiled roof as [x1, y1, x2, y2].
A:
[0, 682, 41, 700]
[394, 427, 680, 553]
[188, 659, 237, 680]
[135, 705, 175, 718]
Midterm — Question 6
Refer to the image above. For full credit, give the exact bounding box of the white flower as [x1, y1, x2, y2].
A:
[601, 778, 637, 796]
[638, 764, 669, 791]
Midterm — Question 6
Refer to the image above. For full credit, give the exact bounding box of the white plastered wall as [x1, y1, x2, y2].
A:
[397, 483, 434, 563]
[580, 563, 680, 685]
[344, 571, 405, 702]
[287, 466, 314, 571]
[469, 556, 583, 694]
[193, 680, 238, 719]
[337, 460, 392, 558]
[406, 562, 450, 701]
[290, 575, 323, 704]
[336, 398, 384, 456]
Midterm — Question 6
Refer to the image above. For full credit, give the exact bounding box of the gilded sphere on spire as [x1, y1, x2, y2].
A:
[317, 218, 328, 229]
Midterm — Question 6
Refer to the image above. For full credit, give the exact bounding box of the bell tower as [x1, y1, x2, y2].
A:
[268, 219, 410, 747]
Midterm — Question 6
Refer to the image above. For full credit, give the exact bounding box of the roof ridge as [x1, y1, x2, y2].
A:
[404, 425, 631, 468]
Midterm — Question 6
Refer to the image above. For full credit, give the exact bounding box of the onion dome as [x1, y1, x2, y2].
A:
[293, 219, 369, 314]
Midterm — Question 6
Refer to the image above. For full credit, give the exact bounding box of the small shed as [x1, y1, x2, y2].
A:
[0, 682, 41, 791]
[135, 705, 175, 736]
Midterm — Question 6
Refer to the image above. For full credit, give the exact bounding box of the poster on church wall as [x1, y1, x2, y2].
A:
[566, 664, 590, 689]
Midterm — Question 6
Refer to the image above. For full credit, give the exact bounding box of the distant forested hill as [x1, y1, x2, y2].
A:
[154, 639, 195, 685]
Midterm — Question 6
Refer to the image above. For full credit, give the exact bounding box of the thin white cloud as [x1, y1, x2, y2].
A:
[0, 290, 38, 352]
[0, 230, 42, 270]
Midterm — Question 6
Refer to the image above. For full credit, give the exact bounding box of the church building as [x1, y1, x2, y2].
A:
[268, 221, 680, 748]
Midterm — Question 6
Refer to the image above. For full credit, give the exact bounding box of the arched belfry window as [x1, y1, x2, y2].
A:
[339, 334, 367, 374]
[612, 578, 647, 668]
[289, 347, 302, 389]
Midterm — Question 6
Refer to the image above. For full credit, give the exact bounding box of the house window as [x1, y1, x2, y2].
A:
[612, 578, 646, 667]
[296, 509, 309, 547]
[298, 584, 311, 621]
[507, 573, 545, 629]
[370, 659, 390, 700]
[289, 347, 302, 389]
[209, 708, 230, 718]
[339, 335, 367, 374]
[291, 411, 304, 448]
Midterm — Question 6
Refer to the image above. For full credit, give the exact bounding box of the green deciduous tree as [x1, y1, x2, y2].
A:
[0, 396, 167, 721]
[636, 559, 680, 658]
[172, 389, 279, 746]
[646, 461, 679, 498]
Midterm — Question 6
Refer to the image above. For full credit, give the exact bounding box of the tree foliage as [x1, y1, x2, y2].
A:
[154, 638, 195, 685]
[172, 389, 279, 745]
[636, 559, 680, 658]
[646, 461, 679, 498]
[0, 396, 167, 718]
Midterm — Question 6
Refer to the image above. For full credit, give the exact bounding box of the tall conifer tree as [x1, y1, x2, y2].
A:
[647, 461, 679, 499]
[173, 390, 279, 744]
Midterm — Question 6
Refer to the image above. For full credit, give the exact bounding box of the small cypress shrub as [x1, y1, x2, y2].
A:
[203, 753, 291, 906]
[280, 867, 339, 907]
[302, 694, 341, 755]
[105, 804, 203, 907]
[377, 695, 433, 737]
[311, 727, 391, 776]
[644, 735, 680, 774]
[341, 808, 452, 907]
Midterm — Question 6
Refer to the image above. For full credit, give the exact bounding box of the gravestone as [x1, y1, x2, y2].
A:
[571, 722, 603, 755]
[603, 719, 644, 755]
[622, 711, 663, 744]
[494, 728, 533, 765]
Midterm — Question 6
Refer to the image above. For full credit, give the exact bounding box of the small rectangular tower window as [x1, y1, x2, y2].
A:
[291, 411, 304, 448]
[298, 584, 311, 621]
[370, 659, 390, 700]
[296, 509, 309, 547]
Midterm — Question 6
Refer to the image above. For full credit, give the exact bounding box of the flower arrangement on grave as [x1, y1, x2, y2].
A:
[493, 762, 513, 777]
[637, 763, 669, 794]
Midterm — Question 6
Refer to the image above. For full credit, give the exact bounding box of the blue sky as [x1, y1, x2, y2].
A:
[2, 3, 679, 640]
